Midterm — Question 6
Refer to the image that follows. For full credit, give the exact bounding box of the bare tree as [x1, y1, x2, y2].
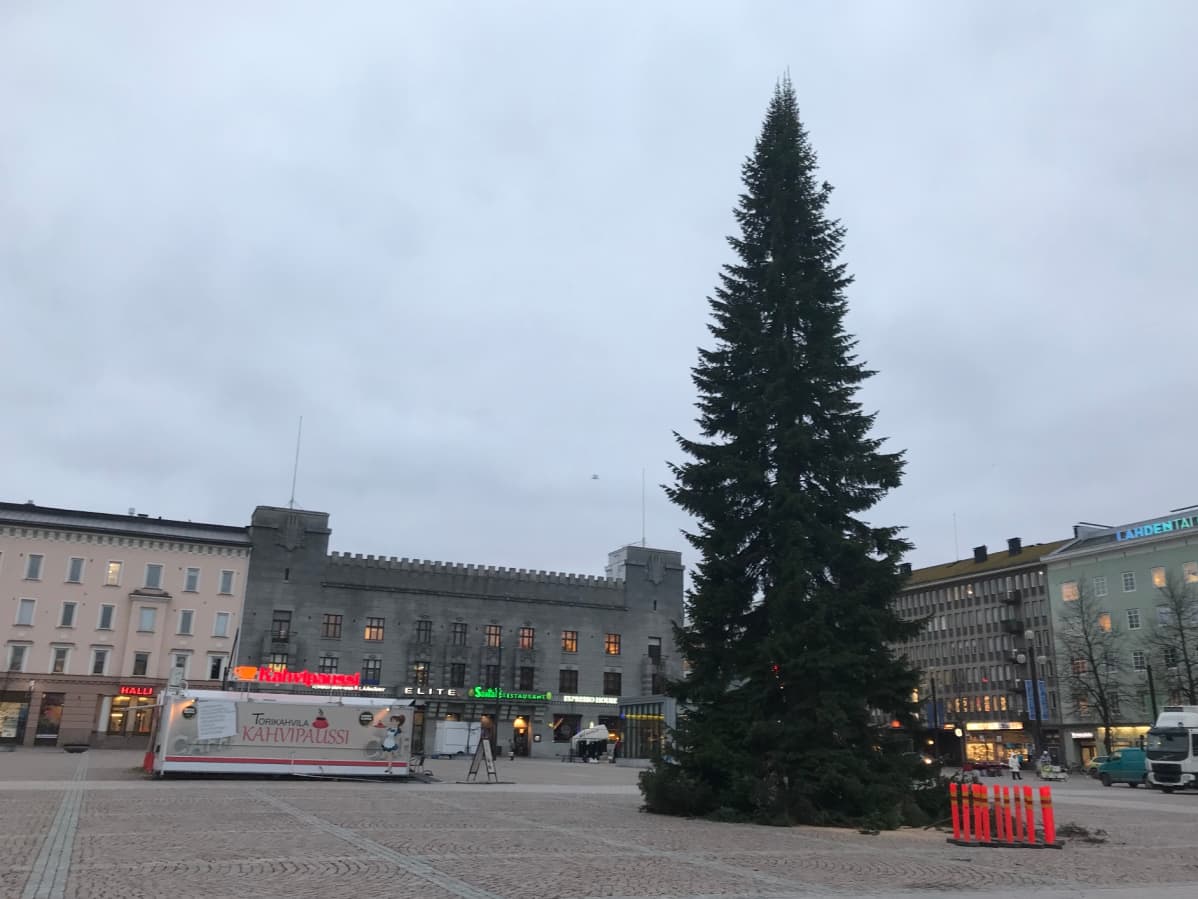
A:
[1143, 568, 1198, 704]
[1056, 578, 1131, 755]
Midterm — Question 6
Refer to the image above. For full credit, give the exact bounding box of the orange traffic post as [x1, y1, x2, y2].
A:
[972, 784, 985, 842]
[992, 785, 1005, 842]
[1039, 786, 1057, 846]
[981, 784, 992, 843]
[1003, 786, 1015, 844]
[949, 782, 961, 840]
[1023, 785, 1035, 844]
[1013, 788, 1023, 842]
[961, 781, 972, 842]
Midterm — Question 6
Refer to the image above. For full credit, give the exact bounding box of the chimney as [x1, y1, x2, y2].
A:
[1007, 537, 1022, 556]
[128, 507, 135, 516]
[899, 562, 912, 577]
[973, 545, 988, 563]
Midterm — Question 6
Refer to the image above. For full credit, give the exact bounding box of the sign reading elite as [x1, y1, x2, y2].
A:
[468, 686, 552, 702]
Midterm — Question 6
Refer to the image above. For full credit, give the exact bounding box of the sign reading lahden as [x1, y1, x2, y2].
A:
[230, 666, 385, 692]
[468, 686, 552, 702]
[558, 694, 619, 705]
[1116, 515, 1198, 543]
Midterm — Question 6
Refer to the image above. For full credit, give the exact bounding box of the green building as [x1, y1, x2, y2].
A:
[1045, 508, 1198, 766]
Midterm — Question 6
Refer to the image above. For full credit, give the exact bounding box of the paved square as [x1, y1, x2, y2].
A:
[5, 750, 1198, 898]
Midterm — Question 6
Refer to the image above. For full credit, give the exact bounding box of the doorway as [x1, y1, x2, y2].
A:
[512, 715, 530, 756]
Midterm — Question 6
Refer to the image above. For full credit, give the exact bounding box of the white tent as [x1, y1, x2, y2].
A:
[570, 724, 609, 749]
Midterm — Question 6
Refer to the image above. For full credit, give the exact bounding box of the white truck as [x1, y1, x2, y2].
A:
[427, 720, 481, 758]
[1147, 705, 1198, 792]
[145, 688, 416, 778]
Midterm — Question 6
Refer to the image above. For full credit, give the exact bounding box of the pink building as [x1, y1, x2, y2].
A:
[1, 502, 250, 748]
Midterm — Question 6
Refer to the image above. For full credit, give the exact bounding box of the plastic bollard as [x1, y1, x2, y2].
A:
[992, 785, 1004, 842]
[962, 781, 972, 842]
[1023, 785, 1035, 844]
[949, 782, 961, 840]
[1039, 786, 1056, 846]
[972, 784, 983, 841]
[980, 784, 992, 843]
[1013, 788, 1023, 842]
[1003, 786, 1015, 844]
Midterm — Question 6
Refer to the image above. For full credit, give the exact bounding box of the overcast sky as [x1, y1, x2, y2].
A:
[3, 2, 1196, 577]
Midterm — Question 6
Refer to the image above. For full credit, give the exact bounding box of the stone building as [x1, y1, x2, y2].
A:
[237, 506, 685, 758]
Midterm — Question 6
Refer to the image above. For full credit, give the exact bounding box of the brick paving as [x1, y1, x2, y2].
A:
[3, 750, 1198, 898]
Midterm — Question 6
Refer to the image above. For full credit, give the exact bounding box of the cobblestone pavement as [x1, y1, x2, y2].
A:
[4, 751, 1198, 898]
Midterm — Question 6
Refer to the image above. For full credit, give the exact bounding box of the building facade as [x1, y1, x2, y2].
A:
[895, 537, 1069, 765]
[1, 502, 250, 748]
[237, 506, 685, 758]
[1045, 508, 1198, 766]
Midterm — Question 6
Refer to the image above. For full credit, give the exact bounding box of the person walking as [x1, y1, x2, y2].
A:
[1009, 752, 1023, 780]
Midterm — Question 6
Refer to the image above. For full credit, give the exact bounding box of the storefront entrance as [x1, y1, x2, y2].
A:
[512, 715, 531, 756]
[0, 691, 30, 745]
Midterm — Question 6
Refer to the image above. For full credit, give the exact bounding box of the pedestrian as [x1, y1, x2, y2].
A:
[1009, 752, 1022, 780]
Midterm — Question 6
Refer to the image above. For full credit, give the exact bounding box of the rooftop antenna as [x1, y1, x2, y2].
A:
[288, 416, 304, 509]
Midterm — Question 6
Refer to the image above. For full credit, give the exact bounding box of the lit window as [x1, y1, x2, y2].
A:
[1061, 582, 1079, 602]
[605, 633, 621, 655]
[1152, 567, 1167, 589]
[51, 647, 69, 673]
[413, 661, 429, 686]
[66, 557, 85, 584]
[561, 630, 578, 653]
[518, 627, 535, 651]
[268, 652, 288, 672]
[1185, 562, 1198, 584]
[364, 617, 384, 641]
[105, 561, 122, 586]
[485, 625, 502, 648]
[1098, 613, 1111, 632]
[1071, 658, 1088, 675]
[24, 554, 44, 580]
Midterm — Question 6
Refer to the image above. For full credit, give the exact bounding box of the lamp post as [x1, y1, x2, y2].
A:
[1022, 629, 1045, 757]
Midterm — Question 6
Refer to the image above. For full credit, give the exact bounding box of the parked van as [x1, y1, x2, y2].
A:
[1096, 748, 1148, 787]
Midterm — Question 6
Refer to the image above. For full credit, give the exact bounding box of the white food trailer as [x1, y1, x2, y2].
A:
[145, 688, 415, 777]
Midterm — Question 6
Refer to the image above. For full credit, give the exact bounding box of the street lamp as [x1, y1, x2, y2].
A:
[1017, 629, 1046, 757]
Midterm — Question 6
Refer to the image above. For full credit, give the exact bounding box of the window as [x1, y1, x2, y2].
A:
[1152, 567, 1167, 588]
[1071, 658, 1088, 675]
[219, 570, 235, 595]
[321, 614, 343, 639]
[361, 658, 382, 686]
[137, 606, 157, 632]
[449, 663, 466, 687]
[561, 630, 578, 653]
[648, 636, 662, 661]
[51, 647, 69, 674]
[213, 611, 230, 637]
[66, 557, 85, 583]
[603, 671, 622, 696]
[415, 620, 432, 644]
[485, 625, 502, 648]
[318, 655, 339, 674]
[364, 617, 384, 641]
[144, 563, 163, 589]
[105, 561, 122, 586]
[605, 633, 621, 655]
[173, 654, 189, 676]
[91, 649, 109, 675]
[184, 568, 200, 592]
[1185, 562, 1198, 584]
[413, 661, 430, 686]
[559, 669, 578, 693]
[518, 666, 535, 690]
[60, 602, 77, 628]
[132, 652, 150, 676]
[267, 652, 288, 672]
[177, 610, 194, 635]
[1158, 605, 1174, 626]
[651, 672, 664, 693]
[1165, 647, 1180, 669]
[16, 598, 35, 626]
[1098, 612, 1111, 632]
[1061, 581, 1079, 602]
[1127, 608, 1142, 630]
[25, 553, 44, 580]
[1093, 576, 1108, 598]
[1122, 571, 1136, 592]
[8, 645, 28, 672]
[451, 622, 467, 646]
[1133, 650, 1147, 671]
[518, 627, 535, 650]
[484, 664, 499, 686]
[272, 610, 292, 641]
[207, 655, 225, 679]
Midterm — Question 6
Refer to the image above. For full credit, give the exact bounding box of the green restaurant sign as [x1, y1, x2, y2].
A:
[469, 686, 553, 702]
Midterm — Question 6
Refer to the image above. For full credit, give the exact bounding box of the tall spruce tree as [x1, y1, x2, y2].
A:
[640, 79, 924, 827]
